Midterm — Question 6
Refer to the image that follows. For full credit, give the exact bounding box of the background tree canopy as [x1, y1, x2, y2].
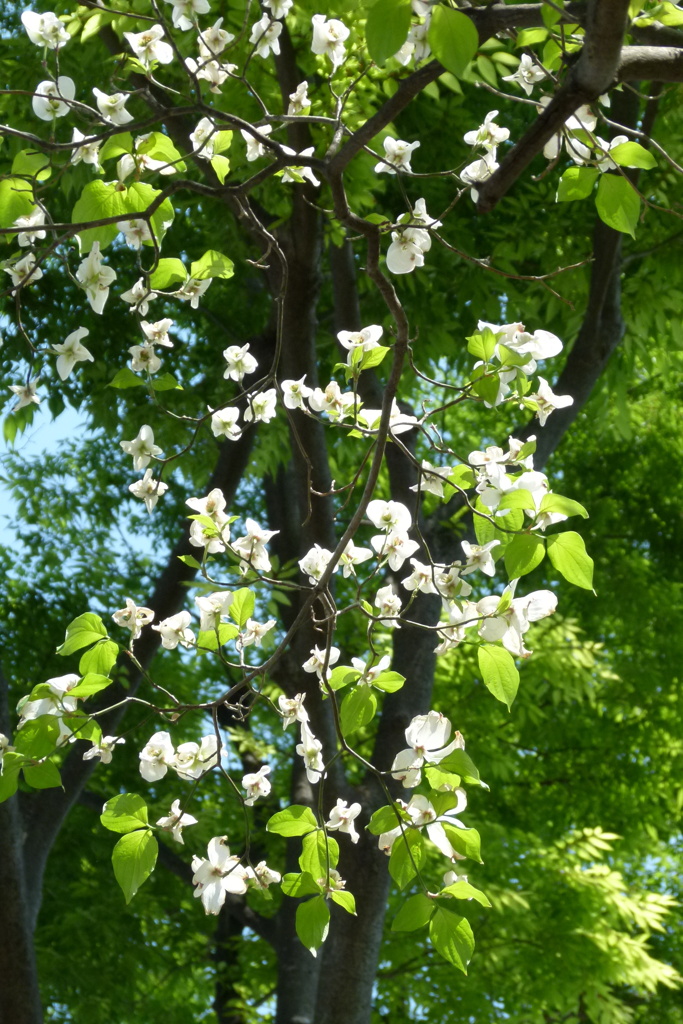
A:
[0, 1, 682, 1023]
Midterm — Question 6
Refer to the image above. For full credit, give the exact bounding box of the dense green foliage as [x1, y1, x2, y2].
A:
[1, 1, 682, 1022]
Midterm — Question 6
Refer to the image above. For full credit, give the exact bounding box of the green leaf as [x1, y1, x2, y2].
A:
[101, 793, 149, 834]
[68, 673, 112, 698]
[476, 54, 498, 87]
[442, 824, 483, 863]
[150, 257, 187, 289]
[108, 368, 145, 389]
[471, 371, 501, 408]
[497, 488, 535, 514]
[449, 464, 477, 490]
[424, 765, 462, 792]
[595, 174, 640, 237]
[389, 830, 425, 890]
[299, 831, 339, 881]
[466, 328, 497, 362]
[438, 748, 485, 787]
[213, 131, 233, 155]
[609, 141, 656, 170]
[539, 494, 589, 519]
[392, 893, 435, 932]
[515, 27, 548, 46]
[372, 670, 405, 693]
[359, 345, 390, 371]
[0, 178, 35, 231]
[267, 805, 318, 837]
[177, 554, 202, 569]
[340, 686, 378, 736]
[0, 752, 24, 803]
[327, 665, 360, 691]
[429, 907, 475, 972]
[136, 132, 186, 171]
[112, 829, 158, 903]
[150, 373, 183, 392]
[504, 534, 546, 579]
[367, 804, 405, 836]
[557, 166, 599, 202]
[13, 717, 62, 758]
[547, 531, 594, 589]
[12, 150, 51, 181]
[61, 712, 101, 744]
[365, 0, 412, 65]
[428, 6, 479, 77]
[57, 613, 108, 656]
[542, 0, 564, 29]
[478, 644, 520, 710]
[23, 759, 62, 790]
[190, 249, 235, 281]
[295, 895, 330, 956]
[330, 890, 356, 914]
[79, 640, 119, 676]
[72, 180, 174, 253]
[441, 880, 492, 907]
[99, 132, 133, 162]
[196, 623, 239, 651]
[228, 588, 255, 628]
[210, 154, 231, 184]
[281, 871, 323, 897]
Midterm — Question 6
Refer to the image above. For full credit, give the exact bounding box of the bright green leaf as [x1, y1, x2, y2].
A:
[557, 166, 599, 202]
[478, 644, 520, 710]
[150, 258, 187, 289]
[190, 249, 235, 281]
[79, 640, 118, 676]
[372, 670, 405, 693]
[504, 534, 546, 579]
[429, 906, 475, 972]
[295, 895, 330, 955]
[441, 880, 492, 907]
[392, 893, 435, 931]
[12, 150, 51, 182]
[340, 686, 378, 736]
[13, 717, 62, 758]
[299, 831, 339, 881]
[367, 804, 405, 836]
[0, 178, 35, 231]
[365, 0, 412, 65]
[196, 623, 239, 651]
[112, 829, 158, 903]
[428, 6, 479, 77]
[609, 141, 656, 170]
[330, 890, 356, 914]
[101, 793, 149, 834]
[68, 673, 112, 698]
[57, 613, 108, 656]
[389, 830, 425, 890]
[438, 748, 485, 787]
[228, 588, 255, 628]
[547, 531, 594, 589]
[281, 871, 323, 897]
[539, 494, 589, 519]
[595, 174, 640, 237]
[267, 805, 318, 837]
[108, 368, 145, 389]
[23, 759, 62, 790]
[211, 154, 231, 184]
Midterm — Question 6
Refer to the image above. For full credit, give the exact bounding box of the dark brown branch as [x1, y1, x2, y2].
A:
[477, 0, 631, 213]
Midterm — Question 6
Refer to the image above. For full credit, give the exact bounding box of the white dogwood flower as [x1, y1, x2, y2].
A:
[32, 77, 75, 119]
[51, 327, 94, 380]
[129, 469, 168, 513]
[22, 10, 70, 48]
